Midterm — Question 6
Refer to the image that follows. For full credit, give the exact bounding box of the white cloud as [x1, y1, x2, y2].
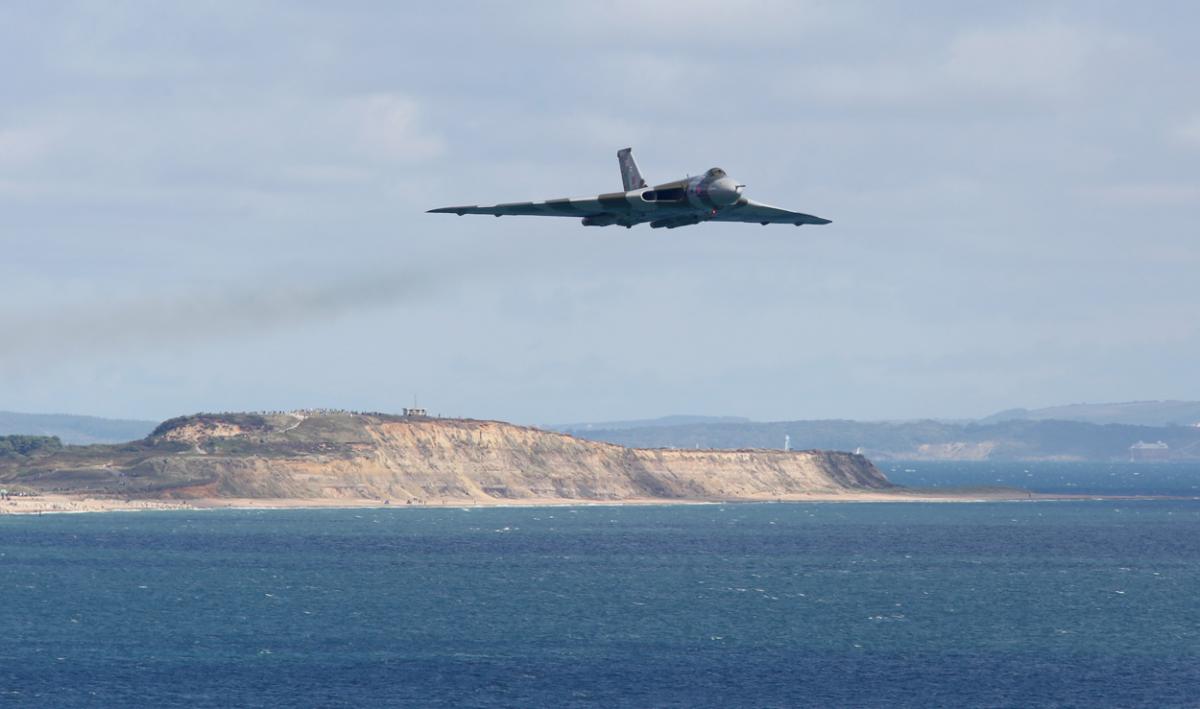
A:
[777, 19, 1129, 108]
[796, 64, 929, 106]
[943, 22, 1105, 96]
[0, 127, 53, 166]
[1097, 182, 1200, 206]
[1175, 115, 1200, 149]
[527, 0, 852, 46]
[347, 93, 445, 162]
[0, 91, 444, 213]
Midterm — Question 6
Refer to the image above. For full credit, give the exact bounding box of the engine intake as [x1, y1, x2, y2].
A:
[650, 215, 702, 229]
[640, 187, 687, 203]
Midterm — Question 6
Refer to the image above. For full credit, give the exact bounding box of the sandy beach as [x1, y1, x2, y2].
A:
[0, 488, 1134, 516]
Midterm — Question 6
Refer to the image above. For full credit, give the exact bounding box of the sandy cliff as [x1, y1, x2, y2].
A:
[1, 413, 892, 504]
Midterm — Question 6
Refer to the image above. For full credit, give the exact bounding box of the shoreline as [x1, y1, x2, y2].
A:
[1, 490, 1193, 516]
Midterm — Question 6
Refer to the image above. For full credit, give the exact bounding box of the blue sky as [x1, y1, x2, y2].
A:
[2, 1, 1198, 423]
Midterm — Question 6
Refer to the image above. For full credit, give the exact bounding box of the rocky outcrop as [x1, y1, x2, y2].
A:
[2, 413, 893, 502]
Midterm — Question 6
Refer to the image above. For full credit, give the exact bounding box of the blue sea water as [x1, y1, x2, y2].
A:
[2, 497, 1199, 706]
[884, 460, 1200, 497]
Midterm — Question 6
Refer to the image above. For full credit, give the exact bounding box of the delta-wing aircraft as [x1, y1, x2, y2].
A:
[428, 148, 831, 229]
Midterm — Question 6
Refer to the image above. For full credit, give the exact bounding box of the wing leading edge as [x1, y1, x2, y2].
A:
[711, 199, 832, 226]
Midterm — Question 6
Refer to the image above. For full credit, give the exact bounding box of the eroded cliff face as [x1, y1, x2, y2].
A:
[5, 414, 894, 502]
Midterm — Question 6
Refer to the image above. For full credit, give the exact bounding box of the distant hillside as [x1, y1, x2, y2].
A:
[0, 411, 157, 445]
[550, 414, 751, 433]
[980, 401, 1200, 427]
[567, 418, 1200, 462]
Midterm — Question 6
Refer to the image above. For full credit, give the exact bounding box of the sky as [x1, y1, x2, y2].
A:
[1, 1, 1198, 424]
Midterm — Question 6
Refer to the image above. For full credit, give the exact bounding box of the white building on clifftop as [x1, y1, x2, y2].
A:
[1129, 440, 1170, 462]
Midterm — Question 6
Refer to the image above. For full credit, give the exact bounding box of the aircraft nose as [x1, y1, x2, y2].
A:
[710, 177, 742, 205]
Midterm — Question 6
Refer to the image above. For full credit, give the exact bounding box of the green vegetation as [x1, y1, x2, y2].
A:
[0, 435, 64, 457]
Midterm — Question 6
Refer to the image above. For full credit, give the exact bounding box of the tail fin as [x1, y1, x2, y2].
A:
[617, 148, 647, 191]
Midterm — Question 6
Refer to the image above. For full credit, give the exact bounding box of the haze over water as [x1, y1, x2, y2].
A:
[3, 468, 1198, 708]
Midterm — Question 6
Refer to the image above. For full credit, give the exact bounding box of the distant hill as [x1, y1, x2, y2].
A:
[979, 401, 1200, 427]
[567, 418, 1200, 462]
[0, 411, 157, 445]
[550, 414, 751, 433]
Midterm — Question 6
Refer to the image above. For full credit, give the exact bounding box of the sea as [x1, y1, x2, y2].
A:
[2, 462, 1198, 708]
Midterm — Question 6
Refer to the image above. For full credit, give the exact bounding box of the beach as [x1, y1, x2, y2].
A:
[0, 488, 1109, 515]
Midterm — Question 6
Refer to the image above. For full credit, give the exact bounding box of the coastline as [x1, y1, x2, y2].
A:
[1, 489, 1187, 516]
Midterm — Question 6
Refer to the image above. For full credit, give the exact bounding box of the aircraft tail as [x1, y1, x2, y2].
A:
[617, 148, 647, 191]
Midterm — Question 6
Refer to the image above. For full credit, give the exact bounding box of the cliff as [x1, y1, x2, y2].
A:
[0, 412, 892, 503]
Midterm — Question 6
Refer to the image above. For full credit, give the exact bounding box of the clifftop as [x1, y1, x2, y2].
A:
[2, 411, 893, 504]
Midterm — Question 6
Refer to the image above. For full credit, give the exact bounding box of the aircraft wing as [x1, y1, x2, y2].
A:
[712, 199, 831, 226]
[428, 195, 619, 218]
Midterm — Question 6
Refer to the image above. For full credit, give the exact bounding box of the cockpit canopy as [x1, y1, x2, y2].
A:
[706, 168, 727, 178]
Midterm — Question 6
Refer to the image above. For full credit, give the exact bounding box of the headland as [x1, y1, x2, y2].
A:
[0, 410, 1047, 514]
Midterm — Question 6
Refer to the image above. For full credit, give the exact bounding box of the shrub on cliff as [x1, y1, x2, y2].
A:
[0, 435, 64, 457]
